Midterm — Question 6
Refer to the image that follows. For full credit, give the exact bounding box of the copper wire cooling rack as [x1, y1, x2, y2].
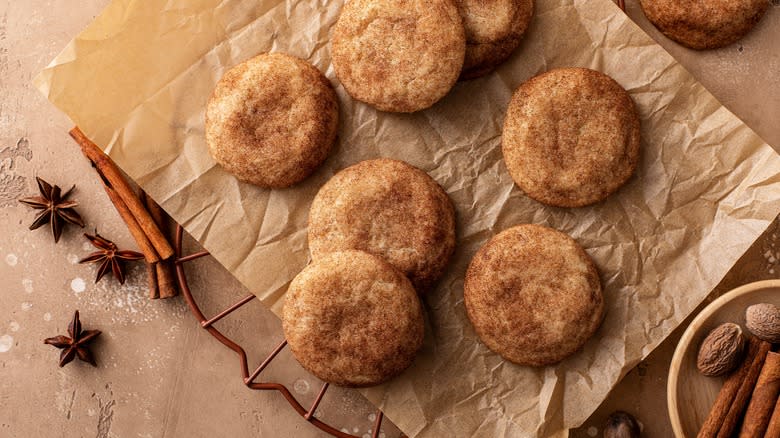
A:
[173, 224, 398, 438]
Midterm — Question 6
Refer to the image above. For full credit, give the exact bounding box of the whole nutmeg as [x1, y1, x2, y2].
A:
[696, 322, 745, 377]
[604, 411, 640, 438]
[745, 303, 780, 344]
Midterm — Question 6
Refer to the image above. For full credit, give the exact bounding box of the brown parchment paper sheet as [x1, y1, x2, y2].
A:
[33, 0, 780, 436]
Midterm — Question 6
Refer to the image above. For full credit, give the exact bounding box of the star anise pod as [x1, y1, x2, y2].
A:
[79, 233, 144, 284]
[43, 310, 101, 367]
[18, 176, 85, 243]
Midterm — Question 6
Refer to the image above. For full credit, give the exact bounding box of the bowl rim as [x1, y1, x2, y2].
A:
[667, 279, 780, 438]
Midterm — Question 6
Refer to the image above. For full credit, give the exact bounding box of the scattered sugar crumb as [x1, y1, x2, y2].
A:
[5, 254, 18, 266]
[9, 322, 20, 332]
[21, 302, 32, 311]
[43, 312, 52, 321]
[66, 253, 79, 264]
[22, 278, 33, 293]
[70, 278, 86, 294]
[0, 334, 13, 352]
[293, 379, 310, 395]
[587, 426, 598, 437]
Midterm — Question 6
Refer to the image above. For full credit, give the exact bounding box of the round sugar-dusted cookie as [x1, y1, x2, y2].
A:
[455, 0, 534, 80]
[206, 53, 338, 188]
[331, 0, 466, 113]
[639, 0, 770, 50]
[282, 250, 424, 387]
[464, 224, 604, 366]
[308, 158, 456, 292]
[502, 67, 640, 207]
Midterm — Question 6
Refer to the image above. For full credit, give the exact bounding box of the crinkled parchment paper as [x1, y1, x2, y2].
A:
[34, 0, 780, 436]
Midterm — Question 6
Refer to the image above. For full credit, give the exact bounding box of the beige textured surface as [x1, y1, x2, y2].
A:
[331, 0, 466, 112]
[464, 224, 604, 366]
[283, 250, 424, 387]
[1, 1, 778, 438]
[206, 53, 339, 188]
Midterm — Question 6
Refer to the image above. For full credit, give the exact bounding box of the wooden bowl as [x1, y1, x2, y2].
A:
[667, 279, 780, 437]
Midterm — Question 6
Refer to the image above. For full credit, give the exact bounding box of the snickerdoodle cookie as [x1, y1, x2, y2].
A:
[331, 0, 466, 113]
[502, 68, 640, 207]
[283, 250, 424, 387]
[308, 159, 456, 292]
[639, 0, 770, 50]
[464, 224, 604, 366]
[206, 53, 338, 188]
[455, 0, 534, 79]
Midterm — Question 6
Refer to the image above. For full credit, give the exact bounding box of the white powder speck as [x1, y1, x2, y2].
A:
[363, 434, 370, 438]
[368, 413, 376, 422]
[71, 278, 86, 294]
[379, 433, 386, 438]
[353, 427, 359, 433]
[5, 254, 18, 266]
[587, 426, 598, 437]
[21, 302, 32, 311]
[22, 279, 33, 293]
[66, 253, 79, 264]
[293, 379, 310, 395]
[82, 242, 92, 251]
[0, 335, 13, 352]
[9, 322, 20, 332]
[43, 312, 52, 321]
[87, 408, 96, 417]
[341, 429, 349, 434]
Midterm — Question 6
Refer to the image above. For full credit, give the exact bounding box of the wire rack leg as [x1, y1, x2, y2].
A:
[304, 383, 330, 421]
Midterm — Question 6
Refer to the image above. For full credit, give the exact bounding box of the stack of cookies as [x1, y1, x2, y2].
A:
[331, 0, 534, 112]
[285, 159, 457, 387]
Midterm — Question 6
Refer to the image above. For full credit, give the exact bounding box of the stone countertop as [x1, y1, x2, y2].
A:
[0, 1, 777, 437]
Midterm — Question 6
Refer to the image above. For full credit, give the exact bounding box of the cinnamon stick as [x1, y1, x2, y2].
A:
[69, 127, 174, 260]
[765, 396, 780, 438]
[698, 337, 771, 438]
[141, 191, 178, 299]
[716, 340, 775, 438]
[147, 261, 160, 299]
[102, 185, 160, 264]
[739, 351, 780, 438]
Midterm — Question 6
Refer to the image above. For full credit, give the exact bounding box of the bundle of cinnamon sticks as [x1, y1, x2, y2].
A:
[698, 337, 780, 438]
[69, 127, 178, 299]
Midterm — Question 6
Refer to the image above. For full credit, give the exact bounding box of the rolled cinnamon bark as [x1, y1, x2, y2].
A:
[141, 191, 179, 299]
[102, 184, 160, 264]
[765, 396, 780, 438]
[716, 340, 774, 438]
[69, 127, 174, 260]
[698, 337, 770, 438]
[738, 351, 780, 438]
[147, 261, 160, 299]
